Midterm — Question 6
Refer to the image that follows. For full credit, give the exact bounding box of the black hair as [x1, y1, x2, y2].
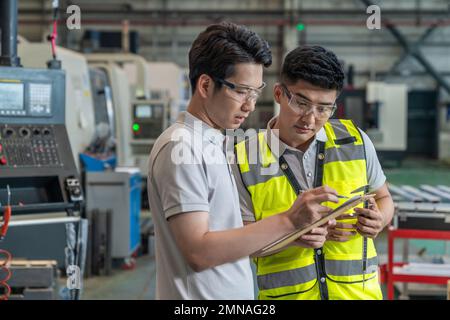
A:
[188, 22, 272, 93]
[281, 45, 344, 92]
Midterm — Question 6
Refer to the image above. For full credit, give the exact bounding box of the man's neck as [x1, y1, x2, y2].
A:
[186, 97, 220, 130]
[272, 118, 314, 152]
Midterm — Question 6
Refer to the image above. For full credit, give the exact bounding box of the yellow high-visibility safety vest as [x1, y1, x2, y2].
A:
[235, 119, 382, 300]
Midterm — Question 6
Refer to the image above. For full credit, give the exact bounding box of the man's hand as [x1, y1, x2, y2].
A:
[326, 216, 357, 242]
[354, 197, 385, 238]
[294, 220, 336, 248]
[287, 185, 339, 230]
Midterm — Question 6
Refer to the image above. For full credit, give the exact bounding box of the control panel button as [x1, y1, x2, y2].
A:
[20, 127, 31, 137]
[0, 125, 60, 167]
[4, 128, 14, 137]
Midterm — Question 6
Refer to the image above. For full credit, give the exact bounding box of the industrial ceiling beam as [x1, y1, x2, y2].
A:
[17, 8, 450, 18]
[386, 23, 438, 77]
[360, 0, 450, 94]
[17, 17, 450, 28]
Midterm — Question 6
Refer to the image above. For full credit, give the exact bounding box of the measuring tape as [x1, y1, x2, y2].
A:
[362, 185, 370, 291]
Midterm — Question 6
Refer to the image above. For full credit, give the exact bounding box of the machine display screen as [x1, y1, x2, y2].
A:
[135, 105, 152, 118]
[0, 82, 24, 110]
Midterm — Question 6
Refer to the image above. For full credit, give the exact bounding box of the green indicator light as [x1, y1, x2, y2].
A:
[296, 23, 305, 31]
[133, 124, 140, 131]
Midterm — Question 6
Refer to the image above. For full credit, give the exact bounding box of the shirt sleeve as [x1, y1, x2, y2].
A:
[151, 140, 210, 220]
[360, 129, 387, 192]
[230, 158, 256, 223]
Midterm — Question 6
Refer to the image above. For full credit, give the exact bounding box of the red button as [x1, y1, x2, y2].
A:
[0, 156, 7, 165]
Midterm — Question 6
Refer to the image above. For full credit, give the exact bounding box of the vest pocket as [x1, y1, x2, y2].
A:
[323, 257, 383, 300]
[321, 179, 365, 212]
[259, 279, 319, 300]
[326, 276, 383, 300]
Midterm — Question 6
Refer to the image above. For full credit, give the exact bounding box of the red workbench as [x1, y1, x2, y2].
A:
[387, 227, 450, 300]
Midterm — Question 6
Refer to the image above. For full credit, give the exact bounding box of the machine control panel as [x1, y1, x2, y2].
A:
[0, 124, 62, 167]
[0, 67, 81, 216]
[131, 100, 169, 140]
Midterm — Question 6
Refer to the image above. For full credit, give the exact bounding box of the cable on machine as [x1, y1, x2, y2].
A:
[0, 186, 12, 300]
[47, 0, 61, 69]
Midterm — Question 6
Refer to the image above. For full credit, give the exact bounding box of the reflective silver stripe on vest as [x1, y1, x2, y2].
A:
[325, 257, 378, 276]
[240, 136, 284, 187]
[324, 144, 366, 164]
[240, 167, 284, 186]
[257, 264, 317, 290]
[329, 119, 351, 138]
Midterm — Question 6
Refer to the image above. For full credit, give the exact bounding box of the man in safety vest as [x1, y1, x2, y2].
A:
[232, 45, 395, 300]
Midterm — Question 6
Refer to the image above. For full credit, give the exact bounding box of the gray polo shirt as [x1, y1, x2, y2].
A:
[148, 111, 254, 300]
[231, 116, 386, 222]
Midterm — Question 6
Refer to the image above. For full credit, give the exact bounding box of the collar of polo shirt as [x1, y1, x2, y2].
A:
[265, 116, 328, 158]
[177, 111, 226, 146]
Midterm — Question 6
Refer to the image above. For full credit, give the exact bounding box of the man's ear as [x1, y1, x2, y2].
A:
[274, 83, 283, 104]
[197, 74, 213, 99]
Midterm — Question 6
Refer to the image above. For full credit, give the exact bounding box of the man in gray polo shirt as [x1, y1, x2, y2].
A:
[148, 23, 339, 300]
